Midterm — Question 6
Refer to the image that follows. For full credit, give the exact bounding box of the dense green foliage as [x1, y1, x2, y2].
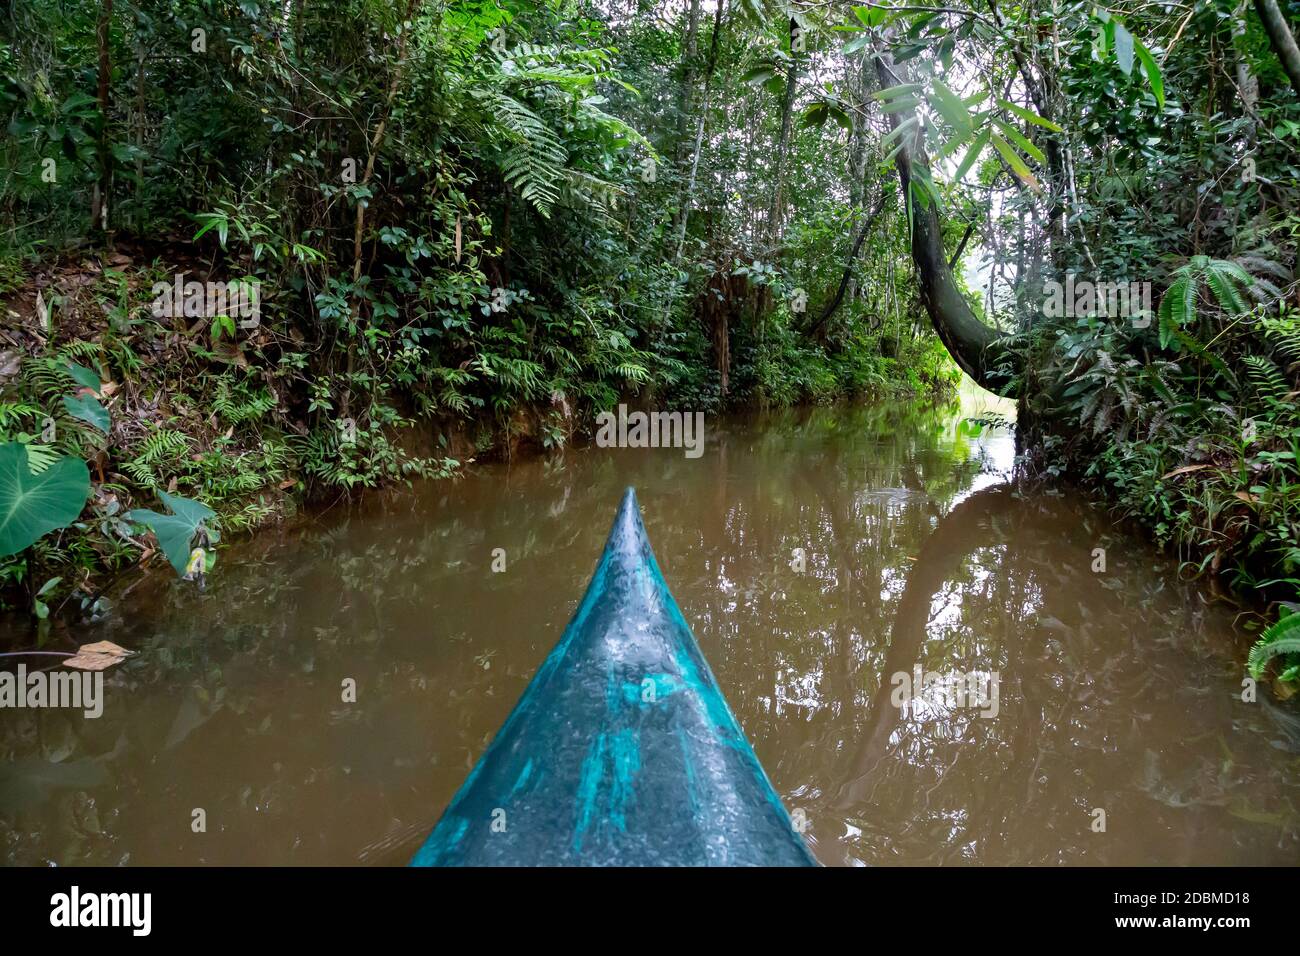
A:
[1, 0, 965, 610]
[971, 2, 1300, 682]
[3, 0, 1300, 691]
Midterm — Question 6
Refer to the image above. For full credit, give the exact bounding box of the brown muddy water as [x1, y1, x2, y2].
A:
[2, 392, 1298, 866]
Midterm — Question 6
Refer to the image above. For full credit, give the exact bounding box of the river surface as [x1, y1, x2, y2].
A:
[2, 390, 1298, 866]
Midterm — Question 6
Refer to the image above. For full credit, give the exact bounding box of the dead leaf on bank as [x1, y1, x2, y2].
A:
[1161, 464, 1212, 479]
[0, 350, 22, 379]
[1233, 491, 1258, 504]
[210, 341, 247, 366]
[64, 640, 135, 671]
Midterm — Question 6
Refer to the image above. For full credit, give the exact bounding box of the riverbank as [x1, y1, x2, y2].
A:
[0, 245, 960, 617]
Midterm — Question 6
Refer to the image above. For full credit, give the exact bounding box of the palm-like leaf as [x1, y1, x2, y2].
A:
[1248, 612, 1300, 680]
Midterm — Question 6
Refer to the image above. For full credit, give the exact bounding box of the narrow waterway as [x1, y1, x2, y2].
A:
[2, 392, 1297, 865]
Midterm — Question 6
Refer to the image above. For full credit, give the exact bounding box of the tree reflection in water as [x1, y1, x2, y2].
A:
[1, 399, 1296, 865]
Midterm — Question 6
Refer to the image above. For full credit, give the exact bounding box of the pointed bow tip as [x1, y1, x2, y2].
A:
[605, 487, 650, 557]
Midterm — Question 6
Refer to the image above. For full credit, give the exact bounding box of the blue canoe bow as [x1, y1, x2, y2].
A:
[411, 487, 817, 866]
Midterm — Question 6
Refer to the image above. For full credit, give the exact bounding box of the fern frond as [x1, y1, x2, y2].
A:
[1259, 314, 1300, 371]
[1158, 275, 1195, 330]
[484, 91, 567, 217]
[125, 428, 192, 489]
[563, 168, 626, 216]
[1203, 262, 1249, 316]
[1242, 355, 1289, 403]
[1247, 611, 1300, 680]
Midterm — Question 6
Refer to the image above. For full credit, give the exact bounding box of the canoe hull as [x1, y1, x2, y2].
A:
[411, 488, 816, 866]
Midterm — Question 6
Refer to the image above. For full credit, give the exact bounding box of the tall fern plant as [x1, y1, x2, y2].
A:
[1156, 255, 1255, 354]
[1249, 606, 1300, 687]
[460, 42, 650, 219]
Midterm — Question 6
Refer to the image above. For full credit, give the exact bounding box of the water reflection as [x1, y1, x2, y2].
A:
[1, 395, 1297, 865]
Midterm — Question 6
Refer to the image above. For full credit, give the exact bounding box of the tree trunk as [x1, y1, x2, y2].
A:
[872, 52, 1019, 395]
[675, 0, 702, 159]
[986, 0, 1067, 255]
[1254, 0, 1300, 93]
[764, 20, 800, 251]
[344, 0, 421, 414]
[91, 0, 113, 234]
[669, 0, 702, 243]
[803, 190, 887, 338]
[844, 52, 874, 305]
[674, 0, 726, 262]
[1236, 0, 1260, 138]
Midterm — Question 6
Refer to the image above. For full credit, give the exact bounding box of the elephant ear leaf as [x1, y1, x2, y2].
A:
[65, 363, 101, 393]
[126, 491, 216, 576]
[62, 393, 110, 433]
[0, 442, 92, 558]
[62, 363, 109, 433]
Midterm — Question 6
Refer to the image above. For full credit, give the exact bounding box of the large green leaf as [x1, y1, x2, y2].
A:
[996, 98, 1063, 132]
[126, 491, 216, 576]
[881, 94, 921, 114]
[851, 4, 885, 27]
[874, 82, 924, 102]
[62, 362, 109, 433]
[1113, 22, 1134, 76]
[930, 80, 971, 136]
[1134, 42, 1165, 109]
[990, 134, 1040, 192]
[994, 118, 1045, 164]
[62, 394, 110, 433]
[65, 363, 101, 392]
[842, 33, 873, 54]
[800, 102, 829, 127]
[953, 129, 991, 181]
[0, 442, 91, 558]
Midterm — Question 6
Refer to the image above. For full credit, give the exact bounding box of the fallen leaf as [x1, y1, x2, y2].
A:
[78, 640, 131, 656]
[1161, 464, 1212, 479]
[0, 350, 21, 379]
[1233, 491, 1258, 504]
[64, 640, 135, 671]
